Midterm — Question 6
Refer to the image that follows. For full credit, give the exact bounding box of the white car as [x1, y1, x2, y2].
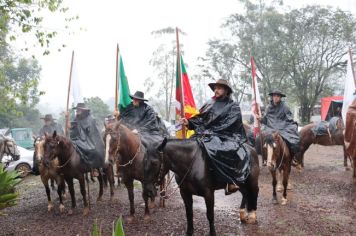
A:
[2, 146, 34, 178]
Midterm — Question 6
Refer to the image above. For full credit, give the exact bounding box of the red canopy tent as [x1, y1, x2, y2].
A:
[320, 96, 343, 121]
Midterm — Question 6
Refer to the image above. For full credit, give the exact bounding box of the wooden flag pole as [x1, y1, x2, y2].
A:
[176, 27, 186, 139]
[65, 50, 74, 137]
[348, 47, 356, 88]
[115, 44, 119, 114]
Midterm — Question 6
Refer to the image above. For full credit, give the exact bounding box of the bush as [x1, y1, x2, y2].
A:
[0, 164, 21, 215]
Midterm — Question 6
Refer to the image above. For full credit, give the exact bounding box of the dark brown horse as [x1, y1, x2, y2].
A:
[264, 132, 292, 205]
[297, 117, 350, 169]
[104, 121, 158, 223]
[43, 132, 104, 215]
[34, 136, 66, 212]
[143, 138, 260, 236]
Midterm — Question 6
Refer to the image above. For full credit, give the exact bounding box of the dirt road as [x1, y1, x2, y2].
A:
[1, 145, 355, 235]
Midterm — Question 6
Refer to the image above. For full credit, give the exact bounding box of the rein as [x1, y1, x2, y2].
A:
[157, 145, 199, 199]
[56, 143, 75, 169]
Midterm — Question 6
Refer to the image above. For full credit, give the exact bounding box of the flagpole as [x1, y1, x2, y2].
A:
[348, 47, 356, 88]
[176, 27, 186, 139]
[115, 44, 119, 114]
[65, 50, 74, 137]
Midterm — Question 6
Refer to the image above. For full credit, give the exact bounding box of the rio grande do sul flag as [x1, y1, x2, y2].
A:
[176, 55, 198, 138]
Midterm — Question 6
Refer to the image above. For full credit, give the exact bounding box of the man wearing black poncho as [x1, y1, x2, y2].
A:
[69, 103, 105, 176]
[256, 90, 300, 164]
[120, 91, 166, 146]
[180, 79, 251, 195]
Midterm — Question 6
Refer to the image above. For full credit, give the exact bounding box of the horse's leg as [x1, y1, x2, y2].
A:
[159, 175, 166, 208]
[41, 175, 53, 212]
[204, 190, 216, 236]
[271, 171, 278, 204]
[246, 176, 259, 224]
[50, 178, 55, 191]
[96, 170, 104, 202]
[180, 188, 194, 236]
[108, 164, 115, 201]
[57, 177, 66, 213]
[142, 188, 151, 224]
[78, 175, 89, 216]
[343, 144, 350, 169]
[66, 177, 76, 215]
[277, 170, 283, 192]
[281, 165, 291, 205]
[125, 179, 135, 224]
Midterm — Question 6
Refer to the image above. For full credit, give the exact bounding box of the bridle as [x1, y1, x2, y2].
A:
[1, 138, 19, 161]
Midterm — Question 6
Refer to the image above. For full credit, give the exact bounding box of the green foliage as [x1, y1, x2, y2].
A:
[84, 97, 111, 127]
[113, 216, 125, 236]
[0, 164, 21, 214]
[203, 1, 356, 122]
[0, 0, 77, 54]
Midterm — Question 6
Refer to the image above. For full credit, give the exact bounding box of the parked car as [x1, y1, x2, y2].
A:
[4, 128, 34, 150]
[1, 146, 34, 178]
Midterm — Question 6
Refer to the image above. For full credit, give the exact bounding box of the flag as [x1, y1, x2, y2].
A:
[176, 55, 199, 138]
[342, 56, 356, 124]
[117, 53, 132, 111]
[70, 51, 83, 105]
[251, 56, 262, 138]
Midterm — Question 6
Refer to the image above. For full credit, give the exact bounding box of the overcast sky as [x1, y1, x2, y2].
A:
[11, 0, 356, 115]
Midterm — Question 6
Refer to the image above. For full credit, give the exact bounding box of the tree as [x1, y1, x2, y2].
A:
[84, 97, 111, 129]
[145, 27, 185, 120]
[0, 0, 77, 55]
[203, 1, 356, 122]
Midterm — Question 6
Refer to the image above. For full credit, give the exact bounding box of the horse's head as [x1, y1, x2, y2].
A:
[0, 134, 20, 161]
[143, 137, 168, 200]
[264, 132, 283, 171]
[34, 136, 45, 163]
[104, 120, 122, 165]
[43, 131, 64, 164]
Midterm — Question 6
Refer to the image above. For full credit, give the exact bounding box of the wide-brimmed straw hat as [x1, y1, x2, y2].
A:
[129, 91, 148, 101]
[268, 90, 286, 97]
[208, 79, 233, 95]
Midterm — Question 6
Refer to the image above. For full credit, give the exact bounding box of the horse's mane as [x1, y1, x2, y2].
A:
[264, 133, 274, 145]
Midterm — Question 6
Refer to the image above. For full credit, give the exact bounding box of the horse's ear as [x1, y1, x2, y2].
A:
[52, 131, 57, 138]
[157, 137, 168, 152]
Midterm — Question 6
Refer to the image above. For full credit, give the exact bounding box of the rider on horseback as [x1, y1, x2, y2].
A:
[69, 103, 105, 177]
[180, 79, 251, 195]
[255, 90, 300, 165]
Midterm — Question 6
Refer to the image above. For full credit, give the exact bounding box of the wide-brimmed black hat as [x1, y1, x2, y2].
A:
[129, 91, 148, 101]
[268, 90, 286, 97]
[73, 102, 90, 110]
[40, 114, 55, 121]
[208, 79, 233, 95]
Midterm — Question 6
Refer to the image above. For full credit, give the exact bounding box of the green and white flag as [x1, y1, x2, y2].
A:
[117, 53, 132, 111]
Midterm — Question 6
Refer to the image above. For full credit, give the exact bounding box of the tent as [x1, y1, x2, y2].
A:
[320, 96, 343, 121]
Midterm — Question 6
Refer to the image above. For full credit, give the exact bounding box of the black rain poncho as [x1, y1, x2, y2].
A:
[187, 96, 251, 185]
[261, 101, 300, 154]
[70, 113, 105, 169]
[39, 123, 64, 136]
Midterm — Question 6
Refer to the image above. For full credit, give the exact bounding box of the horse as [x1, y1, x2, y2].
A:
[0, 134, 20, 164]
[264, 132, 292, 205]
[34, 136, 66, 212]
[43, 132, 104, 215]
[143, 138, 260, 236]
[297, 117, 350, 169]
[104, 121, 165, 224]
[344, 99, 356, 178]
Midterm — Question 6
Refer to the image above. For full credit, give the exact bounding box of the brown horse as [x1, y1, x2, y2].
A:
[344, 99, 356, 178]
[104, 121, 164, 223]
[34, 137, 66, 212]
[264, 132, 292, 205]
[43, 132, 104, 215]
[297, 117, 350, 169]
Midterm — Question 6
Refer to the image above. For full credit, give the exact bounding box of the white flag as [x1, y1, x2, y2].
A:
[70, 52, 83, 106]
[341, 58, 356, 124]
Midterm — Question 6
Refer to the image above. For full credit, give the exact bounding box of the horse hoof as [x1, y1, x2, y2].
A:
[272, 199, 278, 205]
[83, 207, 89, 216]
[287, 183, 293, 190]
[277, 185, 283, 192]
[281, 197, 288, 205]
[47, 202, 54, 212]
[144, 214, 151, 224]
[62, 193, 67, 200]
[68, 209, 74, 215]
[126, 215, 135, 224]
[245, 211, 257, 224]
[239, 209, 247, 223]
[59, 204, 65, 213]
